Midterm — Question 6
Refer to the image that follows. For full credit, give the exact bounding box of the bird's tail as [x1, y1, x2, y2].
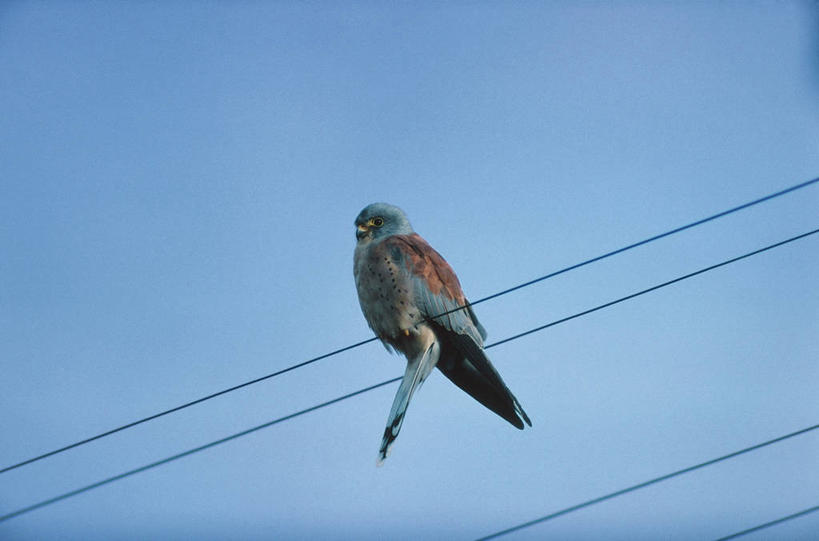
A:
[378, 341, 440, 465]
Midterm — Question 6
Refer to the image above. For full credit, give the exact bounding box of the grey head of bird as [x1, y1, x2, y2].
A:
[354, 202, 414, 242]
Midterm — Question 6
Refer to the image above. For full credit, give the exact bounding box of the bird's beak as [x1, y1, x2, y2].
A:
[356, 224, 369, 240]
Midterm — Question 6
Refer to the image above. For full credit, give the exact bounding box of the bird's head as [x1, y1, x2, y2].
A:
[354, 202, 413, 242]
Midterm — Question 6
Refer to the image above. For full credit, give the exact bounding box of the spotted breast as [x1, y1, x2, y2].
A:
[353, 235, 426, 351]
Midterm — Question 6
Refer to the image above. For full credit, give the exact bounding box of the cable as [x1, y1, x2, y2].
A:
[714, 504, 819, 540]
[486, 227, 819, 348]
[0, 378, 402, 523]
[1, 177, 816, 476]
[1, 228, 815, 523]
[440, 176, 819, 316]
[476, 425, 819, 540]
[0, 337, 379, 475]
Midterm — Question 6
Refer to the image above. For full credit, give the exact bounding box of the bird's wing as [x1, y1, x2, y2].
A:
[439, 332, 532, 429]
[384, 234, 485, 343]
[385, 233, 531, 430]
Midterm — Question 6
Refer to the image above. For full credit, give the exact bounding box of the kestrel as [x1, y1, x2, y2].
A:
[353, 202, 531, 464]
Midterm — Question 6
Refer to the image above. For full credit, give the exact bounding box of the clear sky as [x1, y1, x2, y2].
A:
[1, 2, 818, 539]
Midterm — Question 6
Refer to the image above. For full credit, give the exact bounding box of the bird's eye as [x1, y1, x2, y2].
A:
[372, 217, 384, 227]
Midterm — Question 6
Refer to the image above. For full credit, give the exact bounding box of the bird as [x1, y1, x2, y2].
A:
[353, 202, 531, 464]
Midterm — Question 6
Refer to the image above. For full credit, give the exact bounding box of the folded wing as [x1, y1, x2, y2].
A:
[385, 234, 532, 429]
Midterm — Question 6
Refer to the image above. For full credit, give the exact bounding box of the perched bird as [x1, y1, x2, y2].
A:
[353, 202, 531, 464]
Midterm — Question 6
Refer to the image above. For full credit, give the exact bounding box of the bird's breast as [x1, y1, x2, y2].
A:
[354, 241, 421, 347]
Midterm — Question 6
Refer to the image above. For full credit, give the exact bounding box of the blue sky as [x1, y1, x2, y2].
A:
[1, 2, 818, 539]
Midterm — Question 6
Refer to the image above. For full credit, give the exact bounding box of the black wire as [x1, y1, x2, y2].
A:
[714, 505, 819, 540]
[0, 377, 402, 523]
[442, 176, 819, 315]
[0, 337, 379, 475]
[486, 227, 819, 349]
[476, 425, 819, 540]
[1, 177, 816, 476]
[1, 228, 816, 523]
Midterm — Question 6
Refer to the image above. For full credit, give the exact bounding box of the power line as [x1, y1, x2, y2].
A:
[486, 227, 818, 349]
[1, 177, 816, 476]
[0, 378, 402, 523]
[446, 176, 819, 313]
[476, 425, 819, 540]
[1, 228, 815, 523]
[0, 336, 379, 475]
[714, 504, 819, 540]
